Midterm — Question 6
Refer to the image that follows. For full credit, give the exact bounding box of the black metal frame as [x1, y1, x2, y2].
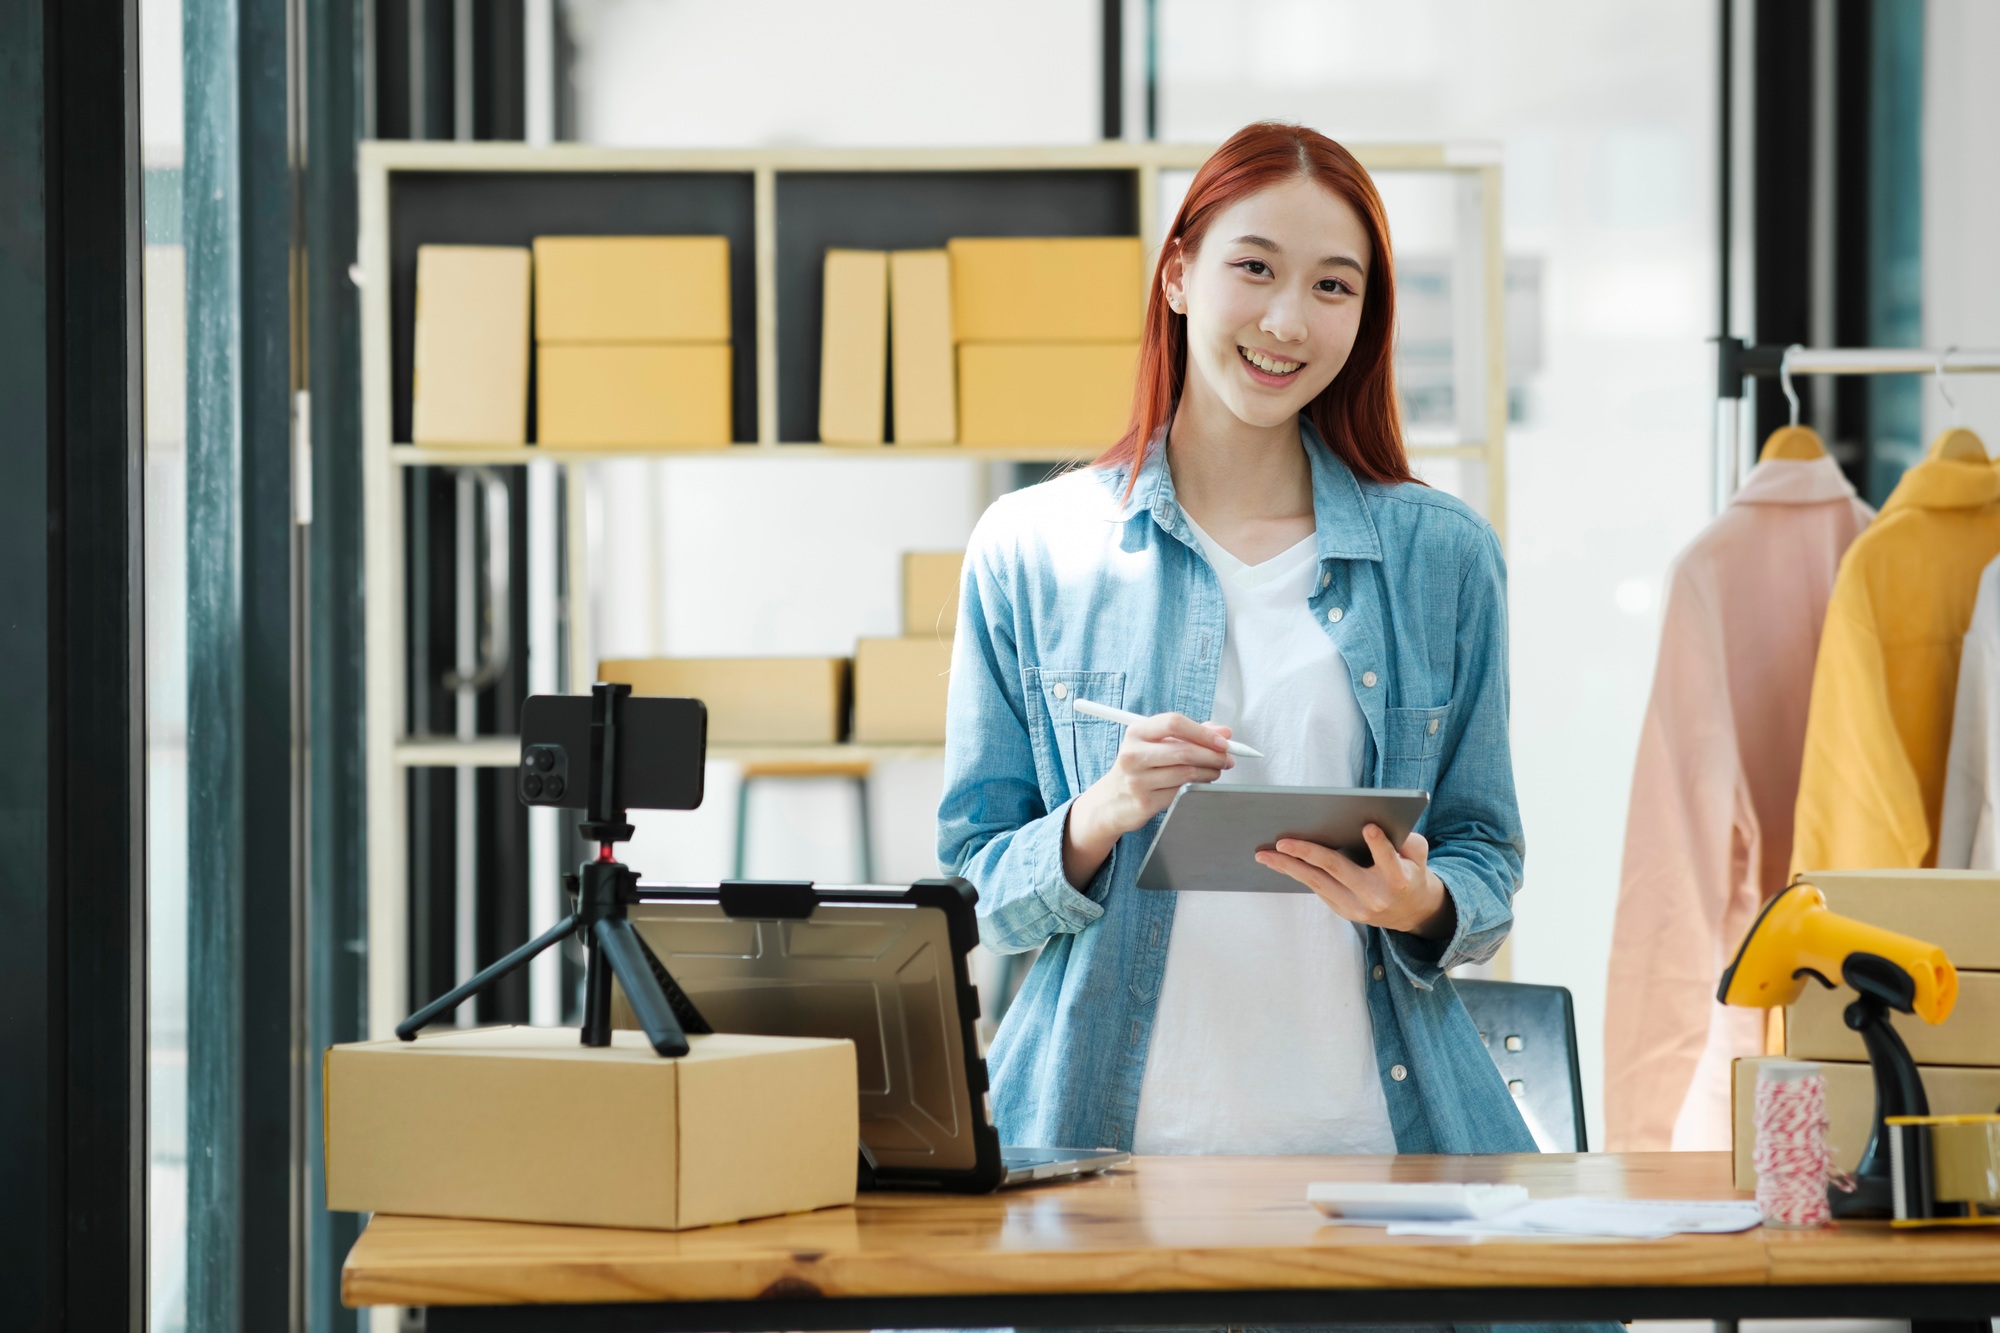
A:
[0, 0, 147, 1328]
[421, 1282, 2000, 1332]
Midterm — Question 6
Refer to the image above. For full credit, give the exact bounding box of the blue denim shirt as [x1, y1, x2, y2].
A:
[938, 422, 1536, 1158]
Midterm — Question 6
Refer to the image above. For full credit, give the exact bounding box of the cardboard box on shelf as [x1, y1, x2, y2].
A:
[1798, 869, 2000, 969]
[537, 344, 732, 447]
[1788, 967, 2000, 1066]
[598, 657, 849, 745]
[531, 236, 731, 343]
[957, 342, 1138, 447]
[1731, 1055, 2000, 1190]
[325, 1026, 856, 1231]
[889, 249, 956, 445]
[902, 551, 964, 640]
[852, 637, 954, 744]
[819, 249, 890, 445]
[411, 245, 532, 446]
[947, 237, 1145, 343]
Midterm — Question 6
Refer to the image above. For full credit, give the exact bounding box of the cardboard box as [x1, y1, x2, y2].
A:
[957, 342, 1138, 447]
[1799, 869, 2000, 969]
[902, 551, 964, 640]
[411, 245, 532, 445]
[1732, 1055, 2000, 1189]
[532, 236, 731, 343]
[889, 250, 956, 444]
[852, 637, 953, 744]
[598, 657, 849, 744]
[1788, 968, 2000, 1066]
[324, 1026, 857, 1230]
[819, 249, 889, 445]
[947, 237, 1144, 343]
[537, 344, 732, 447]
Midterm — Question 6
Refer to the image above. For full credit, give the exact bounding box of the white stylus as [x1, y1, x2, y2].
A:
[1070, 696, 1265, 760]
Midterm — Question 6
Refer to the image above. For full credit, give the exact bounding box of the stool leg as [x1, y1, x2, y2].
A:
[733, 773, 753, 879]
[854, 774, 875, 883]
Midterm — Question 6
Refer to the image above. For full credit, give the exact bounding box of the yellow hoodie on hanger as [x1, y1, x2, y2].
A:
[1792, 443, 2000, 874]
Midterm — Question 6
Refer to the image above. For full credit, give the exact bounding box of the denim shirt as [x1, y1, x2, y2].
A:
[938, 422, 1536, 1158]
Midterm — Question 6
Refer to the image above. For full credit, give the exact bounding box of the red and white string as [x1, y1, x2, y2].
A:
[1752, 1064, 1847, 1228]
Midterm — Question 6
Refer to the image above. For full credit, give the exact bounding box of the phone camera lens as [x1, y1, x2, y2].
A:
[532, 748, 555, 772]
[543, 775, 564, 799]
[522, 774, 543, 798]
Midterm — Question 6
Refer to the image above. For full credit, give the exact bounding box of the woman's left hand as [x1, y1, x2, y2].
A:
[1255, 825, 1455, 940]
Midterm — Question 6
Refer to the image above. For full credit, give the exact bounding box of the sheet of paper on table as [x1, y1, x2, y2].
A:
[1380, 1197, 1764, 1239]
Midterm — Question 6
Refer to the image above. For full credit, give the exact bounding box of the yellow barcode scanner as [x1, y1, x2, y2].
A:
[1717, 880, 1959, 1218]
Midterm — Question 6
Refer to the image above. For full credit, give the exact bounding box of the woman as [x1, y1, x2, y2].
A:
[939, 121, 1537, 1166]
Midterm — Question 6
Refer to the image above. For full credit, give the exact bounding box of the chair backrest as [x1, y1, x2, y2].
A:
[1452, 978, 1588, 1153]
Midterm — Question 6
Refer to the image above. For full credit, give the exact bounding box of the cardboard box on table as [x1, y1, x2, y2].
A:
[902, 551, 965, 640]
[1783, 869, 2000, 1065]
[852, 637, 954, 743]
[324, 1026, 857, 1230]
[532, 235, 734, 447]
[1732, 1054, 2000, 1190]
[598, 657, 850, 745]
[820, 249, 889, 445]
[411, 245, 532, 446]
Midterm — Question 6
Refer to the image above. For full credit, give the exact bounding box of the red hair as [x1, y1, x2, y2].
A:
[1099, 122, 1415, 489]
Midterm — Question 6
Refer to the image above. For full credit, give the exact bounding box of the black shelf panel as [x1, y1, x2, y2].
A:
[388, 171, 759, 444]
[773, 169, 1139, 444]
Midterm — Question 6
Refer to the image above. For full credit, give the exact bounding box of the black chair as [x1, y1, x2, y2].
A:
[1453, 979, 1588, 1153]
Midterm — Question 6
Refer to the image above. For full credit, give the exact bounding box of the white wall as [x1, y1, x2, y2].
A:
[1923, 0, 2000, 443]
[564, 0, 1722, 1144]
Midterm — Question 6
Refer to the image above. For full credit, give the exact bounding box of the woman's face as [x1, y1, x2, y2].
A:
[1164, 175, 1373, 431]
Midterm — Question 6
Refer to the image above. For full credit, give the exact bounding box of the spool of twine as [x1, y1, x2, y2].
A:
[1753, 1059, 1840, 1228]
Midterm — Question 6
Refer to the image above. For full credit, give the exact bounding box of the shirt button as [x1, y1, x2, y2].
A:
[1390, 1064, 1408, 1082]
[1052, 682, 1069, 700]
[1372, 964, 1385, 981]
[1320, 570, 1331, 589]
[1361, 671, 1378, 688]
[1327, 607, 1344, 624]
[1427, 718, 1440, 735]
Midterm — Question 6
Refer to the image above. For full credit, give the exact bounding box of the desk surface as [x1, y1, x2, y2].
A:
[344, 1152, 2000, 1317]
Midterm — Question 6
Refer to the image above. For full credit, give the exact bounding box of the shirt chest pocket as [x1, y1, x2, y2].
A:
[1023, 668, 1127, 802]
[1380, 701, 1451, 794]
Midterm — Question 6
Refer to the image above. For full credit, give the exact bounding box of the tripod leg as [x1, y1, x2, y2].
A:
[594, 917, 691, 1057]
[397, 914, 579, 1040]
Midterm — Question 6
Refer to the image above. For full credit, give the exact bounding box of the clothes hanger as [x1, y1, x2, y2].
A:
[1759, 345, 1827, 461]
[1926, 347, 1990, 463]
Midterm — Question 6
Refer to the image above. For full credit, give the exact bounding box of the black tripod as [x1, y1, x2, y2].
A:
[396, 682, 709, 1056]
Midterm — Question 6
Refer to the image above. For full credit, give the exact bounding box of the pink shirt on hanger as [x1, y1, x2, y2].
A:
[1604, 454, 1872, 1152]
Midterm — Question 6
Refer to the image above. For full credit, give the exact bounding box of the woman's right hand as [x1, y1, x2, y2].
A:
[1061, 713, 1233, 888]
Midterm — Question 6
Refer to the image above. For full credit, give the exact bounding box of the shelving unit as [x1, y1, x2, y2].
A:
[360, 139, 1506, 1039]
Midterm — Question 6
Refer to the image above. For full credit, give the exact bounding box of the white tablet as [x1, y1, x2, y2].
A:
[1133, 784, 1430, 893]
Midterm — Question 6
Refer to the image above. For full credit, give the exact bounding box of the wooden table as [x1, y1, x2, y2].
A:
[343, 1153, 2000, 1330]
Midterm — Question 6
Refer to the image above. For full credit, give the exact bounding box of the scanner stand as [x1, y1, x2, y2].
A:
[1831, 953, 1930, 1219]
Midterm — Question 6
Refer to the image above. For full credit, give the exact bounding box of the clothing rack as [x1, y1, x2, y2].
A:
[1712, 338, 2000, 505]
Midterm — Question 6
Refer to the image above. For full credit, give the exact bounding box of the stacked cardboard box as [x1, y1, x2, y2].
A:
[950, 237, 1143, 447]
[1731, 870, 2000, 1189]
[534, 236, 733, 448]
[852, 552, 963, 744]
[599, 657, 849, 745]
[410, 244, 532, 446]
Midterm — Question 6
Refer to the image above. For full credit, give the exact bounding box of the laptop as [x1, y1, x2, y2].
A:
[625, 878, 1129, 1193]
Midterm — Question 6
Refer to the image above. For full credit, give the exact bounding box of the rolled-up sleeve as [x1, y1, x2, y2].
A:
[1384, 525, 1524, 988]
[937, 515, 1109, 955]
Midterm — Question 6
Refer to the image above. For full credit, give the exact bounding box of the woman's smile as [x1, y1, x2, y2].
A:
[1238, 343, 1306, 384]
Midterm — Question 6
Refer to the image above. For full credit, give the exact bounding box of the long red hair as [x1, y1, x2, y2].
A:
[1099, 122, 1415, 488]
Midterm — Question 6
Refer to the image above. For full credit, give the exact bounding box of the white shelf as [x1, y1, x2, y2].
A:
[392, 736, 945, 769]
[389, 443, 1093, 466]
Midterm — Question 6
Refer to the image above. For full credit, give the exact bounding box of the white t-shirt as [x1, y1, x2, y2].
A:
[1129, 515, 1397, 1156]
